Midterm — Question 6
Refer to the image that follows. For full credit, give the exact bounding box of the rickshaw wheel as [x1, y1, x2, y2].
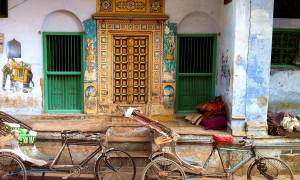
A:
[142, 157, 186, 180]
[0, 154, 27, 180]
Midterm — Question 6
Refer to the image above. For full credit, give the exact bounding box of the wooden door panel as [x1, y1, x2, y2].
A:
[113, 36, 148, 104]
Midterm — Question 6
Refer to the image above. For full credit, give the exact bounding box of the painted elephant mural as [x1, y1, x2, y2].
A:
[2, 59, 34, 93]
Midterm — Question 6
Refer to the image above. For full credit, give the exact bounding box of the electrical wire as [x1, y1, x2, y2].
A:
[8, 0, 29, 11]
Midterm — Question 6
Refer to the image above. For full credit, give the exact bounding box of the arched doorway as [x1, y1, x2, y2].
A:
[42, 10, 84, 113]
[176, 12, 218, 114]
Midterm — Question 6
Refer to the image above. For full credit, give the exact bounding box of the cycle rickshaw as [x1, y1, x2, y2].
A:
[0, 111, 136, 180]
[125, 108, 294, 180]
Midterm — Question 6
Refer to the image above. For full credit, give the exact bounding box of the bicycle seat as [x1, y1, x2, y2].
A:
[212, 134, 233, 145]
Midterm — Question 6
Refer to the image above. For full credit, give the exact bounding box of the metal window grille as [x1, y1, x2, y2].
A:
[271, 30, 300, 65]
[179, 36, 214, 73]
[46, 35, 81, 72]
[0, 0, 8, 18]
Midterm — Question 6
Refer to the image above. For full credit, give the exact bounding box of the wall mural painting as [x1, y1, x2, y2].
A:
[85, 38, 96, 81]
[163, 85, 175, 109]
[84, 19, 98, 114]
[2, 38, 34, 93]
[163, 22, 176, 83]
[84, 19, 97, 83]
[2, 59, 34, 93]
[85, 85, 97, 110]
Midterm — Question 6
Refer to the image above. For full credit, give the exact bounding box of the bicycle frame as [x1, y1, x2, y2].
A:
[49, 138, 109, 170]
[201, 143, 257, 177]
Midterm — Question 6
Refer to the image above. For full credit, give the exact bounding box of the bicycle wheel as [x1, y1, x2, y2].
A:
[94, 149, 136, 180]
[142, 158, 186, 180]
[0, 154, 27, 180]
[247, 157, 293, 180]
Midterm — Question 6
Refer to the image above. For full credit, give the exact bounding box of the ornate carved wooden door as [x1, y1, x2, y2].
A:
[113, 36, 148, 104]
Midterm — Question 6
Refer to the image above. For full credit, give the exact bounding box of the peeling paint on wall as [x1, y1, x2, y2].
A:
[251, 9, 272, 39]
[269, 69, 300, 115]
[0, 96, 39, 108]
[245, 0, 273, 128]
[257, 96, 268, 107]
[220, 50, 231, 93]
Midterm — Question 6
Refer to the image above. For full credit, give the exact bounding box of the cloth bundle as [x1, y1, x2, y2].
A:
[185, 96, 227, 130]
[267, 111, 300, 136]
[280, 116, 300, 133]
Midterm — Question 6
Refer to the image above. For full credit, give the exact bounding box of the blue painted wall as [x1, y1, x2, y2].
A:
[245, 0, 274, 135]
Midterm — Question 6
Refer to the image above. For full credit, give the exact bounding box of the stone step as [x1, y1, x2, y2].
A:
[106, 126, 151, 141]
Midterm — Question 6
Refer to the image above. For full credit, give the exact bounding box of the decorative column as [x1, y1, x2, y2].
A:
[83, 19, 98, 114]
[162, 21, 177, 114]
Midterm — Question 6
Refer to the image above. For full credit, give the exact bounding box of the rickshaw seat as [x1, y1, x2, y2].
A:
[20, 146, 54, 165]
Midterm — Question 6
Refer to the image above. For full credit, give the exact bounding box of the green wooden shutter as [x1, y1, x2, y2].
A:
[176, 35, 217, 114]
[43, 33, 83, 113]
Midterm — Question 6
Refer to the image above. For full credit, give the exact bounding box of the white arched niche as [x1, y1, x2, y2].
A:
[41, 10, 83, 32]
[178, 11, 219, 34]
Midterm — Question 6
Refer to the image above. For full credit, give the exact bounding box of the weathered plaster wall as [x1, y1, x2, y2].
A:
[216, 0, 250, 136]
[246, 0, 274, 136]
[217, 1, 235, 113]
[269, 18, 300, 115]
[269, 69, 300, 115]
[0, 0, 95, 114]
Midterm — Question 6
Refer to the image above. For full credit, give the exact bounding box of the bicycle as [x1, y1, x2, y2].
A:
[0, 112, 136, 180]
[125, 108, 294, 180]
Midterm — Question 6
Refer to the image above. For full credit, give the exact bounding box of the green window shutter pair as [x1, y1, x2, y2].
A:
[43, 32, 83, 113]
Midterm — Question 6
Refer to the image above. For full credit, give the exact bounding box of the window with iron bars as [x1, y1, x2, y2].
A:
[271, 29, 300, 66]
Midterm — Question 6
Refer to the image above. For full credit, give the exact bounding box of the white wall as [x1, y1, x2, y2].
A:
[42, 10, 84, 32]
[216, 2, 236, 112]
[0, 0, 95, 114]
[166, 0, 222, 33]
